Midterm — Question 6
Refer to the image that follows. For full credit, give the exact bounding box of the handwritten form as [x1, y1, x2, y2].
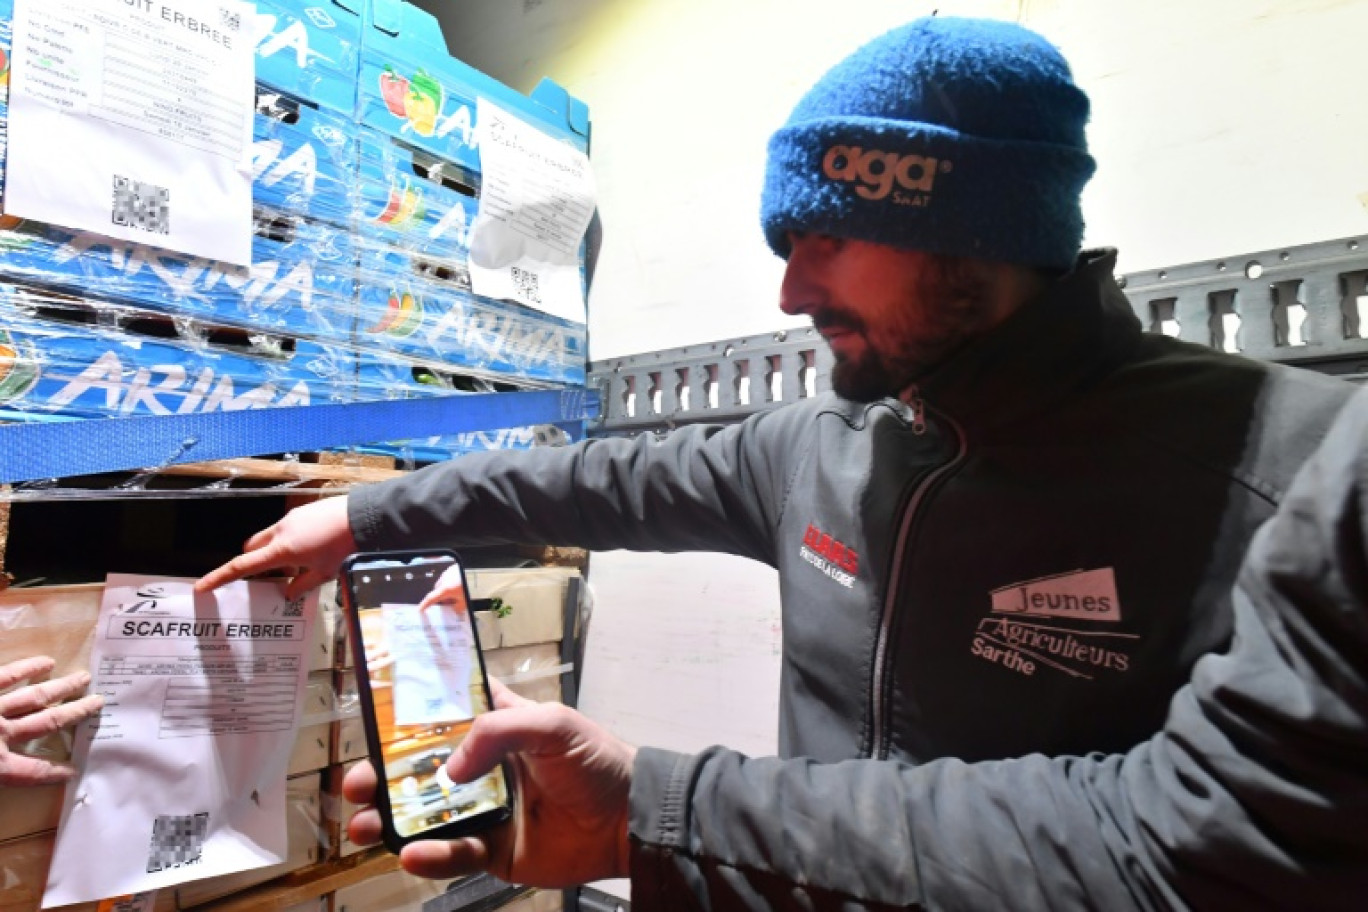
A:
[6, 0, 254, 264]
[468, 98, 597, 325]
[42, 575, 316, 908]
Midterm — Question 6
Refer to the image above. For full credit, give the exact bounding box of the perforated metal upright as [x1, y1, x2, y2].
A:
[588, 236, 1368, 437]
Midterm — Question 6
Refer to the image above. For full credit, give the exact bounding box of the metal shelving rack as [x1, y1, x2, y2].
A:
[587, 236, 1368, 437]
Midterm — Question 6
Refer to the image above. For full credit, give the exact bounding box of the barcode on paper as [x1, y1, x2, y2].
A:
[145, 812, 208, 873]
[510, 266, 542, 305]
[219, 7, 242, 30]
[112, 175, 170, 236]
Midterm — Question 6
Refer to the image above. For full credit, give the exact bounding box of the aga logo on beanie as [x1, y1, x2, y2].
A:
[821, 144, 951, 205]
[762, 17, 1095, 266]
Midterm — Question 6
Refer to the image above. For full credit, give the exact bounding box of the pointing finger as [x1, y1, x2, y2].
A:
[195, 542, 289, 593]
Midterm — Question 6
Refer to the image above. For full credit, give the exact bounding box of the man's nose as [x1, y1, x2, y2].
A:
[779, 234, 828, 316]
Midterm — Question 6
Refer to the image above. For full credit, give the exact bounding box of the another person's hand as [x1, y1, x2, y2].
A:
[195, 495, 357, 598]
[343, 679, 635, 887]
[0, 656, 104, 787]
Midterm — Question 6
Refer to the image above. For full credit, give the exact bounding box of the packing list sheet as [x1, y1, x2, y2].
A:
[42, 575, 317, 908]
[5, 0, 254, 265]
[468, 98, 597, 325]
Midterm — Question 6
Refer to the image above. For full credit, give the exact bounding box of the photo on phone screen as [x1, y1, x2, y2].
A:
[343, 552, 510, 844]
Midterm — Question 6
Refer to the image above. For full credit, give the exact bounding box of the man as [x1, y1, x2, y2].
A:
[202, 0, 1356, 867]
[340, 383, 1368, 909]
[202, 15, 1349, 765]
[0, 655, 103, 787]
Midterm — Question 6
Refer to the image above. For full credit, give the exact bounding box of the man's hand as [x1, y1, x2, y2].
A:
[195, 495, 357, 598]
[0, 656, 103, 787]
[343, 680, 636, 887]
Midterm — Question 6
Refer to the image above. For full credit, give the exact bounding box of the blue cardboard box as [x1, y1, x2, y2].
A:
[252, 0, 365, 115]
[354, 125, 479, 264]
[0, 290, 354, 422]
[254, 87, 358, 227]
[359, 0, 589, 173]
[358, 232, 469, 299]
[355, 271, 586, 385]
[351, 352, 584, 462]
[0, 212, 358, 344]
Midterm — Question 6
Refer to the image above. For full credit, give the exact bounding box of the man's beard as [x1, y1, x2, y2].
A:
[829, 345, 904, 403]
[825, 256, 998, 403]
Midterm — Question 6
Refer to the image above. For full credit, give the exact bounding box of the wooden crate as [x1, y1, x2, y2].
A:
[288, 672, 340, 778]
[1, 567, 578, 912]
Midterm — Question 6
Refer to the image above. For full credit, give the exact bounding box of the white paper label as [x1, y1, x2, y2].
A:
[468, 98, 596, 325]
[6, 0, 255, 265]
[382, 601, 475, 726]
[41, 575, 317, 908]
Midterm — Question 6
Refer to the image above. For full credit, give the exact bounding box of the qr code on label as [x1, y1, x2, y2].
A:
[220, 7, 242, 30]
[146, 812, 208, 873]
[112, 176, 170, 236]
[511, 266, 541, 305]
[281, 597, 305, 618]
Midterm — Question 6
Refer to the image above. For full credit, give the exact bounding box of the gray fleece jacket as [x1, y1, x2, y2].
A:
[628, 382, 1368, 911]
[346, 250, 1357, 907]
[350, 250, 1349, 768]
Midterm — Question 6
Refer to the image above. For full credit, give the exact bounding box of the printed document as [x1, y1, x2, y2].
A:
[41, 575, 317, 908]
[468, 98, 596, 325]
[382, 601, 474, 726]
[5, 0, 255, 265]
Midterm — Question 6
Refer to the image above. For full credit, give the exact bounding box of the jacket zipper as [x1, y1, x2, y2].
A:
[867, 387, 968, 760]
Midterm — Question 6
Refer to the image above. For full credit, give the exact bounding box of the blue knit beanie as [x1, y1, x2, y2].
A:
[761, 17, 1095, 270]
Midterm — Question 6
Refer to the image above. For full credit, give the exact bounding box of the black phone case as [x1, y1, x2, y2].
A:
[339, 549, 513, 853]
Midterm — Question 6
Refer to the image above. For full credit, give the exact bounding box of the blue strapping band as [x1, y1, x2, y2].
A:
[0, 389, 600, 483]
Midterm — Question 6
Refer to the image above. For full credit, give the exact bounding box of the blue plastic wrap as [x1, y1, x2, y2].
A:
[253, 88, 358, 228]
[354, 124, 479, 264]
[354, 249, 586, 386]
[0, 210, 357, 344]
[0, 286, 354, 421]
[251, 0, 364, 115]
[351, 352, 585, 462]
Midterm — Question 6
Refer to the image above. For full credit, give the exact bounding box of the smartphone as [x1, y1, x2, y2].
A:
[339, 549, 512, 852]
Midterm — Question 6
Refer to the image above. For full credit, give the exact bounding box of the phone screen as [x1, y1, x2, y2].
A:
[345, 553, 510, 840]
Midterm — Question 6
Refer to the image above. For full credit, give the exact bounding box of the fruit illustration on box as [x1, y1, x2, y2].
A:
[0, 330, 40, 406]
[0, 46, 9, 90]
[379, 66, 408, 117]
[373, 177, 426, 231]
[367, 290, 423, 338]
[405, 70, 444, 137]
